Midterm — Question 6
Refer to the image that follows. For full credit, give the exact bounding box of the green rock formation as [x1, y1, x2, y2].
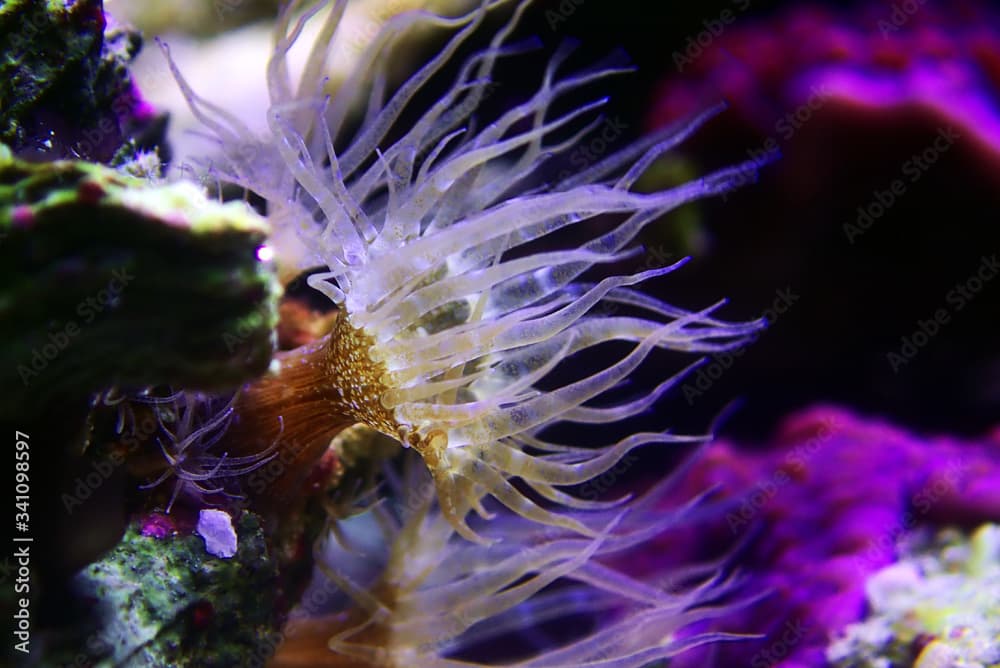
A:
[40, 511, 284, 667]
[0, 0, 157, 162]
[0, 146, 280, 420]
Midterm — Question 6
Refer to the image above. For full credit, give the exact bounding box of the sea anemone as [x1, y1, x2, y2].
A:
[107, 389, 279, 511]
[163, 0, 763, 543]
[150, 0, 775, 663]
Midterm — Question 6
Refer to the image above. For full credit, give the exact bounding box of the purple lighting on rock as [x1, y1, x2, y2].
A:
[650, 3, 1000, 164]
[649, 405, 1000, 668]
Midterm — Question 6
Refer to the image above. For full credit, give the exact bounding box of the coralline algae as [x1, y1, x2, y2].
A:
[42, 511, 282, 667]
[828, 523, 1000, 668]
[661, 405, 1000, 668]
[0, 0, 161, 162]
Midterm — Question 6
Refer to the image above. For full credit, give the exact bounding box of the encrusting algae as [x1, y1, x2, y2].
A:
[0, 145, 278, 420]
[159, 0, 768, 664]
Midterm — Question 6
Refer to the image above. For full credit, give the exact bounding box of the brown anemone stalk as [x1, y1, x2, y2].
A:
[222, 312, 390, 508]
[267, 586, 402, 668]
[221, 347, 341, 509]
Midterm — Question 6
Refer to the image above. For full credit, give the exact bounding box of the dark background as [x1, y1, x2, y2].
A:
[451, 0, 1000, 440]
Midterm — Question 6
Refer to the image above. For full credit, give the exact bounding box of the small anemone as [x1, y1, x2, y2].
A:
[164, 0, 763, 542]
[271, 451, 755, 667]
[118, 391, 279, 511]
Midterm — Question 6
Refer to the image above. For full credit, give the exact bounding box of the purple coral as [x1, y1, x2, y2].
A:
[650, 3, 1000, 166]
[651, 405, 1000, 667]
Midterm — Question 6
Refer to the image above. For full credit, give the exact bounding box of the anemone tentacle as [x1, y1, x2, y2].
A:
[272, 454, 752, 667]
[125, 392, 279, 511]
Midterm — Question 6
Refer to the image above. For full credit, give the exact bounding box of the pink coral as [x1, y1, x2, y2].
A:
[651, 3, 1000, 166]
[646, 405, 1000, 667]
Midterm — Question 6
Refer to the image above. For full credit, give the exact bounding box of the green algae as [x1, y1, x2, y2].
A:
[0, 0, 149, 161]
[40, 511, 283, 667]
